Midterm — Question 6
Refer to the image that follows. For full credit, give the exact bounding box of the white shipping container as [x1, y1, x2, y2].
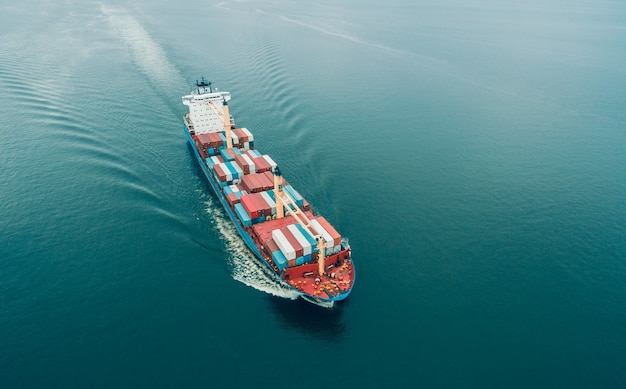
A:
[230, 161, 244, 177]
[248, 149, 262, 158]
[260, 191, 276, 214]
[241, 127, 254, 141]
[333, 244, 342, 254]
[287, 224, 312, 256]
[210, 156, 221, 165]
[218, 163, 232, 182]
[272, 229, 296, 260]
[241, 153, 256, 172]
[262, 155, 277, 172]
[230, 132, 239, 145]
[229, 184, 240, 193]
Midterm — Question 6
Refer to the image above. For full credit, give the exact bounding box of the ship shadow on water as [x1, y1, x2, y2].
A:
[268, 296, 348, 341]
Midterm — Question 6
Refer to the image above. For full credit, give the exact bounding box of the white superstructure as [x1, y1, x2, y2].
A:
[182, 78, 232, 134]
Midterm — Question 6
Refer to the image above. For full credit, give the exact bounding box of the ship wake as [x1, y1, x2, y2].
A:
[204, 199, 300, 300]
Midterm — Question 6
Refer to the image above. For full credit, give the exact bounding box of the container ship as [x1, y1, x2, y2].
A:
[182, 79, 355, 306]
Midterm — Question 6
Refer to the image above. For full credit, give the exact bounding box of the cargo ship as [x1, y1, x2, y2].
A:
[182, 79, 354, 306]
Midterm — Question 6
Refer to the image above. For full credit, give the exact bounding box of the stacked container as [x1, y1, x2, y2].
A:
[272, 229, 296, 267]
[234, 203, 252, 227]
[240, 192, 274, 223]
[213, 161, 243, 186]
[231, 128, 255, 150]
[195, 132, 225, 157]
[287, 224, 313, 265]
[233, 153, 256, 175]
[241, 173, 273, 193]
[206, 155, 225, 169]
[224, 184, 247, 207]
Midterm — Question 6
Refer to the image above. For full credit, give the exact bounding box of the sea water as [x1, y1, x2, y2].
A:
[1, 0, 625, 387]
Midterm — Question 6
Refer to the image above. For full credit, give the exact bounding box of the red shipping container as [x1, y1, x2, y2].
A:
[262, 171, 275, 188]
[227, 192, 238, 207]
[281, 227, 304, 258]
[196, 133, 211, 148]
[252, 192, 270, 216]
[234, 154, 250, 174]
[234, 128, 248, 142]
[264, 238, 280, 255]
[251, 215, 296, 244]
[253, 157, 270, 173]
[213, 163, 227, 182]
[240, 195, 259, 219]
[315, 216, 342, 246]
[241, 174, 261, 193]
[209, 132, 224, 148]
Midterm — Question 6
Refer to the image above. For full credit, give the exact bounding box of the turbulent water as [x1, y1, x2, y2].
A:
[1, 0, 625, 387]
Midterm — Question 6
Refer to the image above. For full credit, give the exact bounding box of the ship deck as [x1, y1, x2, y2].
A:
[283, 258, 354, 300]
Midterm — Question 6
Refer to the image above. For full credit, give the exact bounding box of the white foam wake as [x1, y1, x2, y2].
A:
[101, 5, 186, 95]
[203, 198, 300, 300]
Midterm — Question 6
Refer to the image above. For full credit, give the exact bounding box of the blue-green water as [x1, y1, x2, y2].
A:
[2, 0, 625, 387]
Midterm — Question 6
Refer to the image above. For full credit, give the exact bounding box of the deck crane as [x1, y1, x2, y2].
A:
[272, 167, 329, 276]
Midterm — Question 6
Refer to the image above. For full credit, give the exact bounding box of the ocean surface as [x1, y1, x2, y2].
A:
[1, 0, 625, 387]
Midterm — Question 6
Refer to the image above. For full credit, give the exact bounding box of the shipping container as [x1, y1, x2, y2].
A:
[210, 156, 224, 165]
[310, 219, 334, 255]
[272, 229, 296, 261]
[251, 215, 297, 246]
[262, 155, 277, 172]
[227, 192, 239, 207]
[283, 185, 304, 207]
[233, 154, 249, 174]
[241, 194, 259, 219]
[260, 191, 276, 215]
[219, 147, 233, 161]
[213, 163, 227, 182]
[225, 161, 243, 179]
[234, 203, 252, 227]
[196, 133, 212, 148]
[281, 227, 304, 258]
[271, 249, 288, 270]
[241, 174, 262, 193]
[294, 223, 318, 251]
[241, 128, 254, 141]
[248, 149, 262, 158]
[264, 238, 280, 255]
[252, 157, 270, 173]
[260, 172, 274, 191]
[241, 153, 256, 173]
[315, 216, 342, 246]
[287, 224, 312, 256]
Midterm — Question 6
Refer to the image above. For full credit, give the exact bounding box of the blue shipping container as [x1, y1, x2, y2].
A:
[234, 203, 252, 227]
[295, 224, 318, 249]
[272, 250, 288, 270]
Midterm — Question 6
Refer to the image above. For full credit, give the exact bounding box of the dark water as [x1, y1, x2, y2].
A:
[2, 0, 625, 387]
